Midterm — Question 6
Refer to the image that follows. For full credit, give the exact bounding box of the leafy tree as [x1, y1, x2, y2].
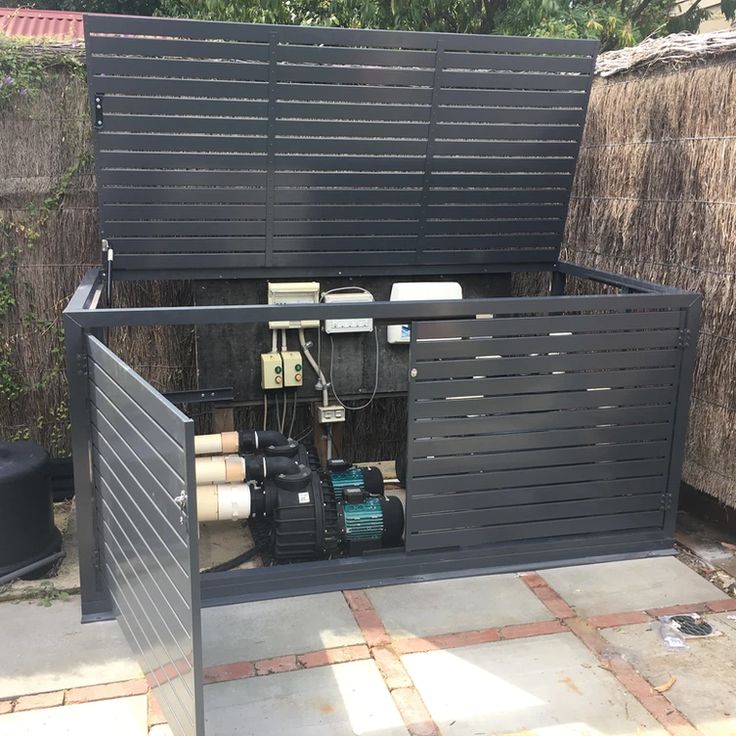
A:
[156, 0, 735, 50]
[4, 0, 160, 14]
[9, 0, 736, 50]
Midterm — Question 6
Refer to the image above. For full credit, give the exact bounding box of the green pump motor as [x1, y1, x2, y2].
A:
[330, 467, 404, 552]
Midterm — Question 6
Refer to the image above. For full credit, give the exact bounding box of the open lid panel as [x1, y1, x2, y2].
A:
[84, 14, 597, 281]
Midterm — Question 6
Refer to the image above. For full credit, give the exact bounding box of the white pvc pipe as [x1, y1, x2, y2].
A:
[195, 454, 246, 485]
[194, 431, 239, 456]
[197, 483, 251, 522]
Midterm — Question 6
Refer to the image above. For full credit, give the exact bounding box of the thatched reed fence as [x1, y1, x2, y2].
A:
[0, 44, 194, 456]
[3, 33, 736, 507]
[565, 36, 736, 508]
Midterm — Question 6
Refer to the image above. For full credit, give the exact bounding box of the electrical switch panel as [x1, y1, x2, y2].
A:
[261, 352, 284, 389]
[316, 404, 346, 424]
[281, 351, 303, 388]
[323, 290, 374, 334]
[267, 282, 320, 329]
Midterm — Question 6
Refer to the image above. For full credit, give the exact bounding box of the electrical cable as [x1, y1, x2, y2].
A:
[271, 330, 278, 353]
[288, 390, 297, 439]
[273, 392, 280, 433]
[281, 329, 287, 351]
[280, 389, 287, 434]
[262, 393, 268, 432]
[299, 328, 329, 407]
[201, 544, 263, 574]
[329, 326, 380, 411]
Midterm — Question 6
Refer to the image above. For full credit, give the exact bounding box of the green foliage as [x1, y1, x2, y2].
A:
[5, 0, 159, 14]
[0, 38, 84, 107]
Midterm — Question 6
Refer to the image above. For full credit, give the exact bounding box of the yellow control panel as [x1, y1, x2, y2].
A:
[281, 351, 303, 388]
[261, 352, 284, 389]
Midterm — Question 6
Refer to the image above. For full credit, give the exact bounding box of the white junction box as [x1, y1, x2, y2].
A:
[268, 281, 320, 329]
[388, 282, 463, 344]
[317, 404, 346, 423]
[323, 289, 374, 334]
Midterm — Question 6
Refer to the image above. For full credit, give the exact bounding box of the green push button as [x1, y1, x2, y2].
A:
[295, 364, 302, 371]
[275, 365, 282, 374]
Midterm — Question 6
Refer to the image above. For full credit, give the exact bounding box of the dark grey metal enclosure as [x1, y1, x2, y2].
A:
[64, 13, 701, 736]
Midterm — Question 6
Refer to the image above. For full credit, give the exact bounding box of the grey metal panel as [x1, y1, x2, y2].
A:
[86, 336, 203, 736]
[405, 300, 687, 553]
[84, 15, 596, 279]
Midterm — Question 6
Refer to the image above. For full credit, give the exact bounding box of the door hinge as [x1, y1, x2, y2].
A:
[94, 93, 104, 128]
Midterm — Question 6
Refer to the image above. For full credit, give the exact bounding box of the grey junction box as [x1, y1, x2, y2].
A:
[64, 13, 701, 736]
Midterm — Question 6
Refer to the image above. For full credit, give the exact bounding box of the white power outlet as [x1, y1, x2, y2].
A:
[323, 290, 373, 334]
[317, 404, 346, 423]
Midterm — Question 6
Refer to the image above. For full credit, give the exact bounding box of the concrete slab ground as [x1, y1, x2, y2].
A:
[204, 659, 408, 736]
[0, 695, 147, 735]
[603, 613, 736, 736]
[402, 632, 667, 736]
[365, 573, 552, 638]
[202, 592, 364, 666]
[0, 596, 141, 698]
[540, 556, 724, 617]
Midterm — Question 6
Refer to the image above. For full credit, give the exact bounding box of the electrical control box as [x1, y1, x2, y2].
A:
[268, 282, 320, 329]
[281, 351, 303, 387]
[323, 290, 374, 334]
[316, 404, 346, 423]
[261, 352, 284, 389]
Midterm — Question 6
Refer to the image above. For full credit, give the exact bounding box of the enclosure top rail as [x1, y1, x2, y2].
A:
[64, 267, 698, 329]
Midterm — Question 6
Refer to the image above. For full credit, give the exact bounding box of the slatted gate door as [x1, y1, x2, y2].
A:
[86, 337, 204, 736]
[405, 303, 687, 553]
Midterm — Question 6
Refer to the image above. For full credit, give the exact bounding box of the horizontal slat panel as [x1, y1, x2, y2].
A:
[92, 76, 267, 98]
[270, 251, 417, 267]
[275, 189, 421, 205]
[442, 70, 586, 91]
[412, 423, 671, 457]
[273, 172, 424, 188]
[413, 494, 663, 532]
[98, 170, 269, 187]
[104, 97, 268, 118]
[412, 458, 668, 495]
[103, 204, 266, 220]
[273, 155, 424, 172]
[414, 348, 681, 380]
[412, 386, 675, 420]
[274, 119, 429, 138]
[114, 253, 267, 269]
[103, 220, 265, 237]
[274, 220, 418, 236]
[274, 101, 430, 122]
[277, 43, 436, 68]
[408, 511, 663, 551]
[273, 204, 420, 220]
[443, 50, 592, 74]
[275, 82, 433, 104]
[91, 35, 269, 61]
[273, 138, 427, 156]
[102, 117, 268, 135]
[438, 106, 586, 124]
[425, 189, 569, 205]
[272, 235, 417, 252]
[278, 63, 435, 87]
[440, 88, 587, 108]
[410, 405, 675, 440]
[424, 219, 564, 236]
[413, 477, 665, 513]
[99, 134, 267, 154]
[110, 237, 265, 254]
[435, 124, 581, 141]
[98, 152, 267, 170]
[412, 441, 670, 477]
[92, 56, 269, 81]
[415, 311, 682, 340]
[419, 249, 557, 264]
[431, 157, 576, 174]
[433, 141, 580, 156]
[413, 330, 681, 360]
[427, 204, 567, 219]
[100, 188, 266, 205]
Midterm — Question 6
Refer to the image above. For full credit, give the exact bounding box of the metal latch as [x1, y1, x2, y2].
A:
[174, 490, 188, 523]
